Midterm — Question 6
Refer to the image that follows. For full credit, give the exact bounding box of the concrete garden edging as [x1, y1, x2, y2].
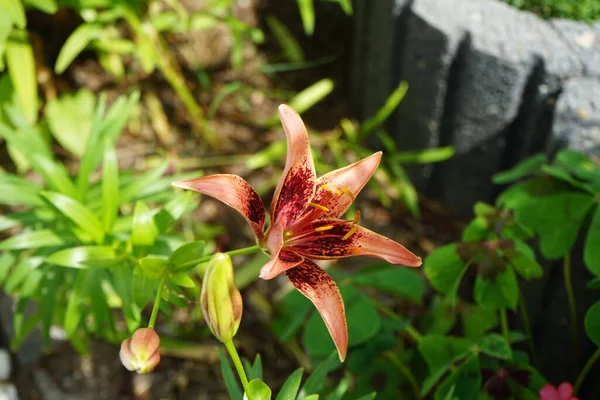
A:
[352, 0, 600, 214]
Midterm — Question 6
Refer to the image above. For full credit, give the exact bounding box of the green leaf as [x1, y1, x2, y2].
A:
[32, 155, 78, 198]
[41, 191, 105, 243]
[45, 88, 96, 156]
[219, 349, 243, 400]
[424, 244, 466, 295]
[0, 0, 26, 28]
[360, 81, 409, 139]
[139, 256, 169, 280]
[131, 201, 158, 249]
[299, 351, 341, 397]
[25, 0, 58, 13]
[474, 267, 519, 310]
[423, 296, 457, 336]
[0, 180, 43, 207]
[435, 355, 480, 400]
[492, 153, 547, 184]
[4, 257, 42, 293]
[0, 228, 76, 250]
[296, 0, 315, 35]
[588, 276, 600, 289]
[120, 161, 169, 205]
[418, 335, 473, 396]
[0, 15, 12, 71]
[479, 333, 512, 360]
[303, 287, 380, 357]
[0, 252, 16, 284]
[244, 379, 271, 400]
[272, 289, 313, 342]
[64, 270, 87, 335]
[556, 149, 600, 182]
[244, 354, 263, 381]
[40, 268, 61, 345]
[155, 191, 195, 233]
[351, 264, 424, 303]
[102, 140, 119, 232]
[169, 241, 205, 271]
[503, 245, 543, 280]
[276, 368, 303, 400]
[585, 205, 600, 276]
[266, 15, 304, 63]
[517, 192, 594, 260]
[6, 29, 38, 124]
[585, 301, 600, 346]
[460, 303, 497, 340]
[111, 263, 141, 332]
[55, 23, 102, 74]
[170, 272, 195, 288]
[46, 246, 116, 268]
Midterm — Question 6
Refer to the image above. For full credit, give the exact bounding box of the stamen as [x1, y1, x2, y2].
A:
[284, 231, 294, 237]
[308, 202, 330, 212]
[321, 184, 341, 195]
[340, 187, 355, 200]
[314, 225, 334, 232]
[352, 210, 361, 225]
[341, 225, 358, 241]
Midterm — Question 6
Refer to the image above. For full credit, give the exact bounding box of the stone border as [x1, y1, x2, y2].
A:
[352, 0, 600, 214]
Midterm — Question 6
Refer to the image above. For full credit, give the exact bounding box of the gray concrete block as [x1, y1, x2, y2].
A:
[552, 19, 600, 78]
[549, 77, 600, 155]
[392, 0, 466, 190]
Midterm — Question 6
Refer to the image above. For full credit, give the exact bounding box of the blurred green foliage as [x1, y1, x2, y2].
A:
[504, 0, 600, 20]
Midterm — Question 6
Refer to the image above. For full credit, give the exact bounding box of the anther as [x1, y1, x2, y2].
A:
[341, 225, 358, 241]
[314, 225, 334, 232]
[340, 187, 355, 200]
[321, 184, 341, 195]
[308, 202, 330, 212]
[352, 210, 361, 225]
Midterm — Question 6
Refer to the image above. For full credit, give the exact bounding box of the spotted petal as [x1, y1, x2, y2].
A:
[288, 220, 422, 266]
[285, 259, 347, 361]
[260, 222, 304, 280]
[312, 152, 382, 219]
[270, 105, 316, 229]
[172, 174, 266, 240]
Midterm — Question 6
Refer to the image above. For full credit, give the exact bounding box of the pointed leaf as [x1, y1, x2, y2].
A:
[41, 191, 104, 243]
[0, 229, 76, 249]
[131, 201, 158, 248]
[55, 23, 102, 73]
[479, 333, 512, 360]
[102, 140, 119, 232]
[585, 206, 600, 276]
[0, 0, 26, 28]
[139, 256, 169, 280]
[424, 244, 466, 295]
[585, 301, 600, 346]
[6, 29, 38, 124]
[46, 246, 116, 268]
[170, 272, 195, 288]
[492, 154, 547, 184]
[169, 241, 205, 272]
[219, 349, 243, 400]
[276, 368, 303, 400]
[299, 351, 341, 398]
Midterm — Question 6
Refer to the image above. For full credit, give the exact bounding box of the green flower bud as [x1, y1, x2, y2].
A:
[120, 328, 161, 373]
[201, 253, 243, 342]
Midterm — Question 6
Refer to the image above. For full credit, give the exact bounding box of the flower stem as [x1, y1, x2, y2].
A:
[384, 351, 422, 400]
[564, 251, 580, 369]
[499, 308, 510, 344]
[518, 293, 537, 366]
[178, 245, 262, 270]
[374, 300, 422, 343]
[574, 346, 600, 394]
[224, 339, 250, 394]
[148, 266, 172, 329]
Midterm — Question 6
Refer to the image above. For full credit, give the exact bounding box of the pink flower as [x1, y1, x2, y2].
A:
[172, 104, 422, 361]
[120, 328, 161, 373]
[539, 383, 579, 400]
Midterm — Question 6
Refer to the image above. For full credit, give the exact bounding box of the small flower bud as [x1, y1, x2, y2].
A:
[120, 328, 160, 373]
[201, 253, 243, 342]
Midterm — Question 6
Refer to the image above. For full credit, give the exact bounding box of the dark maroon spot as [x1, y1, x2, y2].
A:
[286, 260, 336, 298]
[274, 163, 315, 225]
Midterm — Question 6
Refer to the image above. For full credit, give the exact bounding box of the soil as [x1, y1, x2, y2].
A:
[3, 1, 467, 399]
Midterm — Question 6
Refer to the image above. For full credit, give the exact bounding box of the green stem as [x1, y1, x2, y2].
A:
[148, 266, 172, 329]
[564, 252, 580, 369]
[574, 346, 600, 394]
[499, 308, 510, 343]
[384, 351, 422, 400]
[374, 300, 422, 343]
[518, 293, 537, 366]
[178, 245, 262, 270]
[224, 339, 250, 395]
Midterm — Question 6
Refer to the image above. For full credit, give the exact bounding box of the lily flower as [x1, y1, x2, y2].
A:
[172, 104, 422, 361]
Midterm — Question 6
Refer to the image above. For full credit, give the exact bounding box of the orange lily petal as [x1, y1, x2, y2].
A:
[172, 174, 266, 240]
[289, 220, 422, 266]
[313, 152, 382, 219]
[285, 259, 347, 361]
[260, 222, 304, 279]
[270, 105, 316, 228]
